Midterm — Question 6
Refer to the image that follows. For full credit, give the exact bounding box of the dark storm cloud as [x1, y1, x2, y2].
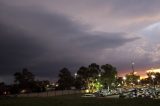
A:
[0, 23, 47, 75]
[0, 1, 139, 82]
[76, 32, 139, 50]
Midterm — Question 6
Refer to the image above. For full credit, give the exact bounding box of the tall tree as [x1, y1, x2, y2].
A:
[77, 66, 90, 80]
[155, 73, 160, 85]
[14, 68, 35, 92]
[147, 72, 160, 85]
[101, 64, 117, 89]
[76, 66, 89, 89]
[76, 63, 101, 90]
[88, 63, 100, 78]
[57, 68, 74, 90]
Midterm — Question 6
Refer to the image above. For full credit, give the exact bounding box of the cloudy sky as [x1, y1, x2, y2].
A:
[1, 0, 160, 83]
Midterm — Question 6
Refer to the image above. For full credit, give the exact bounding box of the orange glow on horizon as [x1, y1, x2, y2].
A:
[119, 68, 160, 79]
[146, 68, 160, 73]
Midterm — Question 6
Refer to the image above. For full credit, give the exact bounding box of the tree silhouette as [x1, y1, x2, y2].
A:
[14, 68, 35, 92]
[101, 64, 117, 89]
[76, 66, 89, 89]
[57, 68, 74, 90]
[147, 72, 160, 85]
[76, 63, 101, 90]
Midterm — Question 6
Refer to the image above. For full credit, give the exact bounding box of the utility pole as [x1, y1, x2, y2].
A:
[132, 62, 135, 75]
[131, 62, 135, 87]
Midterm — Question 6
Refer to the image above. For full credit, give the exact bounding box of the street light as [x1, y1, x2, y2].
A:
[137, 79, 140, 85]
[132, 62, 135, 74]
[131, 62, 135, 87]
[123, 76, 126, 86]
[98, 74, 101, 77]
[123, 76, 126, 80]
[74, 73, 77, 78]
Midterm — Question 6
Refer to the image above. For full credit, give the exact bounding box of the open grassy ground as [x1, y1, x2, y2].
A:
[0, 94, 160, 106]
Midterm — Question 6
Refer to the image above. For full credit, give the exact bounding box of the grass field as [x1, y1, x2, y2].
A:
[0, 94, 160, 106]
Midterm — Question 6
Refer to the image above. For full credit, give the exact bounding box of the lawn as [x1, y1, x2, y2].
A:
[0, 94, 160, 106]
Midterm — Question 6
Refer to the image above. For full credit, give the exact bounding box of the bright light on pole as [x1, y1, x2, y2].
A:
[74, 73, 77, 78]
[123, 76, 126, 86]
[123, 76, 126, 80]
[137, 79, 140, 85]
[132, 62, 135, 74]
[98, 74, 101, 77]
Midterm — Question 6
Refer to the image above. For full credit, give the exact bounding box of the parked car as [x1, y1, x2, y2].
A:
[81, 93, 96, 97]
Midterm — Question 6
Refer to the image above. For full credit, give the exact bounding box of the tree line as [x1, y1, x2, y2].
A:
[1, 63, 160, 95]
[0, 63, 117, 95]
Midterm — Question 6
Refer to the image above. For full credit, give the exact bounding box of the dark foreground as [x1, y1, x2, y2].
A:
[0, 95, 160, 106]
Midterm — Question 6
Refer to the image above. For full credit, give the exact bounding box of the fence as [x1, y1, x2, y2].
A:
[18, 90, 84, 97]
